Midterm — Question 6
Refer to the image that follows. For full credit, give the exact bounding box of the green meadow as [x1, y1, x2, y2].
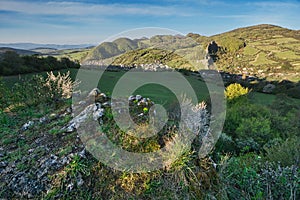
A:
[3, 68, 290, 106]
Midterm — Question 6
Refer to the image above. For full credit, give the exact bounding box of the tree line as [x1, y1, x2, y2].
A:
[0, 51, 80, 76]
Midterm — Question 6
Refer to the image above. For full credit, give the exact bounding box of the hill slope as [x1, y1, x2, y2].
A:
[189, 24, 300, 80]
[85, 38, 145, 60]
[0, 47, 40, 56]
[84, 24, 300, 80]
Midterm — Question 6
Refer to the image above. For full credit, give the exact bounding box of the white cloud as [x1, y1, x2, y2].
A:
[248, 1, 300, 8]
[0, 0, 189, 16]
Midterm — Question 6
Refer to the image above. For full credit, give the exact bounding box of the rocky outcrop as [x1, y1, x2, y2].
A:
[1, 88, 210, 199]
[63, 89, 155, 133]
[207, 41, 218, 55]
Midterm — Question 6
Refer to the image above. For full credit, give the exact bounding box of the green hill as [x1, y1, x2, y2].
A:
[189, 24, 300, 81]
[85, 37, 145, 60]
[84, 35, 205, 69]
[83, 24, 300, 81]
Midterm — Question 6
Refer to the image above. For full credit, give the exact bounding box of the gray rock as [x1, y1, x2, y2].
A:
[263, 84, 276, 93]
[0, 161, 8, 168]
[128, 95, 136, 101]
[207, 41, 218, 55]
[88, 88, 100, 97]
[102, 102, 111, 108]
[49, 113, 58, 120]
[76, 173, 84, 187]
[66, 182, 74, 191]
[135, 95, 142, 101]
[77, 149, 86, 158]
[66, 107, 72, 114]
[21, 121, 34, 131]
[63, 104, 97, 131]
[78, 100, 87, 105]
[93, 108, 104, 121]
[39, 116, 48, 124]
[28, 149, 34, 153]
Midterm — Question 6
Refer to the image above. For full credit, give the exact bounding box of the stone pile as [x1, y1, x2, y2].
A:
[63, 89, 155, 132]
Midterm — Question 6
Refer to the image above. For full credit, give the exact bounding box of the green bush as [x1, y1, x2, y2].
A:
[287, 86, 300, 99]
[219, 154, 263, 199]
[223, 101, 289, 153]
[259, 162, 299, 200]
[214, 133, 236, 154]
[264, 136, 300, 166]
[220, 154, 299, 200]
[0, 77, 9, 109]
[216, 37, 245, 54]
[235, 137, 260, 153]
[236, 116, 273, 146]
[224, 102, 271, 139]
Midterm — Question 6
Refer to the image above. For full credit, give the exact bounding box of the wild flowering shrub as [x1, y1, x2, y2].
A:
[45, 71, 80, 101]
[225, 83, 249, 101]
[11, 71, 79, 107]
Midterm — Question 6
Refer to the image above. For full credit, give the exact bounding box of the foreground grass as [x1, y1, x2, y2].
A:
[1, 71, 299, 199]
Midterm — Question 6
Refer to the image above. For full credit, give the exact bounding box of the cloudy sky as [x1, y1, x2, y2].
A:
[0, 0, 299, 44]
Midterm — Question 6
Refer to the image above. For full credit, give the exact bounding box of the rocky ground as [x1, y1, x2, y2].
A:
[0, 89, 161, 199]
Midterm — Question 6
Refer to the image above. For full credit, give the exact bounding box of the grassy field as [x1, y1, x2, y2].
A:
[243, 46, 259, 55]
[250, 52, 278, 66]
[53, 49, 91, 62]
[3, 68, 296, 107]
[274, 51, 299, 60]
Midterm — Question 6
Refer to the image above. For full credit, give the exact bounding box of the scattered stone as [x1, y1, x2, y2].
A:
[0, 147, 4, 157]
[93, 108, 104, 121]
[77, 149, 86, 158]
[63, 103, 98, 132]
[39, 116, 48, 124]
[49, 113, 58, 120]
[128, 95, 135, 101]
[263, 83, 276, 93]
[28, 149, 34, 153]
[21, 121, 34, 131]
[66, 107, 72, 114]
[96, 93, 108, 103]
[78, 100, 87, 105]
[102, 102, 111, 108]
[88, 88, 100, 97]
[136, 95, 142, 101]
[66, 182, 74, 191]
[76, 173, 84, 187]
[0, 161, 8, 168]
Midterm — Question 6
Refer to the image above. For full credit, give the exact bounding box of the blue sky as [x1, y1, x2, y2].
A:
[0, 0, 299, 44]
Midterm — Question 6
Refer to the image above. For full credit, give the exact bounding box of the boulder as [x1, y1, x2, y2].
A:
[87, 88, 100, 97]
[263, 84, 276, 93]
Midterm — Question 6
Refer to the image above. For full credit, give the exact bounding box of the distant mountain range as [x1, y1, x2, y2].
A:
[1, 24, 299, 81]
[0, 47, 40, 56]
[0, 43, 94, 50]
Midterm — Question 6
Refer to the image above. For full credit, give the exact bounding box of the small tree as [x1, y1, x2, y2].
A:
[225, 83, 249, 101]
